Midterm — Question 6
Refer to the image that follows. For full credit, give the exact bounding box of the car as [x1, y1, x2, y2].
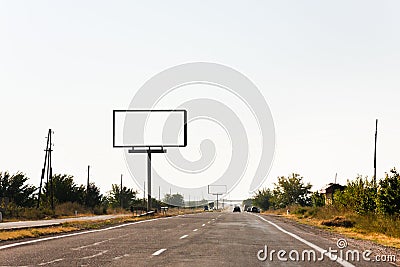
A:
[246, 207, 252, 212]
[251, 206, 260, 213]
[233, 206, 241, 212]
[204, 205, 209, 211]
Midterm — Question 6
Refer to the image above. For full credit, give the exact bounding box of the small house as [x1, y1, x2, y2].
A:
[319, 183, 346, 205]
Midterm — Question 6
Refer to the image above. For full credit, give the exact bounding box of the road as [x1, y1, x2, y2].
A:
[0, 214, 132, 230]
[0, 212, 397, 266]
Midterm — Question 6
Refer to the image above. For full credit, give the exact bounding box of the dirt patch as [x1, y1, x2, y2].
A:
[321, 216, 354, 228]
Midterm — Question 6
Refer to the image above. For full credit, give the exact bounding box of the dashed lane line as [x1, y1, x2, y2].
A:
[152, 249, 167, 256]
[38, 258, 64, 266]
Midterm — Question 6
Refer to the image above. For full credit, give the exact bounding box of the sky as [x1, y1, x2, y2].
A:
[0, 1, 399, 200]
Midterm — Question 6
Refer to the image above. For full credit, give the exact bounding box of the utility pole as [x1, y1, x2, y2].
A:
[48, 130, 54, 211]
[86, 165, 90, 206]
[143, 181, 146, 207]
[158, 186, 161, 202]
[120, 174, 123, 209]
[374, 119, 378, 187]
[37, 130, 51, 208]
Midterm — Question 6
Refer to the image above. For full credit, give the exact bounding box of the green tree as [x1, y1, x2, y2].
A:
[334, 175, 377, 214]
[311, 192, 325, 207]
[107, 184, 139, 209]
[252, 189, 273, 210]
[377, 169, 400, 216]
[43, 174, 85, 205]
[0, 172, 36, 207]
[85, 182, 102, 209]
[163, 193, 184, 207]
[273, 173, 312, 208]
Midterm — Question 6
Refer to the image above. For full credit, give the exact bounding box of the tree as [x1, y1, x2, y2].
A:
[377, 169, 400, 216]
[107, 184, 139, 209]
[0, 172, 36, 207]
[273, 173, 312, 208]
[310, 192, 325, 207]
[334, 175, 377, 214]
[85, 182, 102, 209]
[43, 174, 85, 205]
[252, 189, 274, 210]
[163, 193, 184, 207]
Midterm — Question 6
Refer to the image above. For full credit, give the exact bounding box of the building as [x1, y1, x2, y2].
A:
[319, 183, 346, 205]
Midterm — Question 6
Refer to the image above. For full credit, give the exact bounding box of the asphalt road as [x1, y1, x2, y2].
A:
[0, 214, 132, 230]
[0, 212, 397, 266]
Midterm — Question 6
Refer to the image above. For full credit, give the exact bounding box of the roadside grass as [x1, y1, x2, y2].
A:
[264, 205, 400, 249]
[0, 227, 79, 241]
[0, 208, 203, 241]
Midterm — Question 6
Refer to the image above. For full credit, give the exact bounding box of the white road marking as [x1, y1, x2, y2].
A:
[113, 254, 130, 260]
[152, 249, 167, 256]
[80, 250, 108, 260]
[193, 229, 198, 232]
[202, 224, 205, 226]
[0, 215, 180, 250]
[254, 214, 354, 267]
[179, 235, 188, 239]
[71, 239, 113, 250]
[38, 258, 64, 266]
[207, 221, 211, 224]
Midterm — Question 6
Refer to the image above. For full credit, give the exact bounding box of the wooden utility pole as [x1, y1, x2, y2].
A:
[37, 130, 50, 208]
[120, 174, 123, 209]
[86, 165, 90, 206]
[374, 119, 378, 187]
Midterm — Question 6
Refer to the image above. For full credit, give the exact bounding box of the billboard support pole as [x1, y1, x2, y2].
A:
[113, 109, 187, 212]
[147, 151, 151, 212]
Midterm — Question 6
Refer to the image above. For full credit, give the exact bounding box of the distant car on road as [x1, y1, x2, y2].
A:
[204, 206, 209, 211]
[251, 206, 260, 213]
[233, 206, 241, 212]
[246, 207, 251, 212]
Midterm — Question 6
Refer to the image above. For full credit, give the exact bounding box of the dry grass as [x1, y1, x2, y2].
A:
[264, 206, 400, 249]
[0, 227, 78, 241]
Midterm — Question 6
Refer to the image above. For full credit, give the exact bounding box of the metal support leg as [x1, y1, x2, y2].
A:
[147, 151, 152, 212]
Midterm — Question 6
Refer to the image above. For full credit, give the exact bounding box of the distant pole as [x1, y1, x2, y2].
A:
[374, 119, 378, 187]
[120, 174, 123, 209]
[143, 181, 146, 207]
[49, 130, 54, 211]
[334, 173, 337, 184]
[86, 165, 90, 206]
[158, 186, 160, 202]
[170, 188, 171, 195]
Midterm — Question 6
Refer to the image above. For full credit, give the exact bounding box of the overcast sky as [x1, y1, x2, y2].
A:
[1, 1, 399, 199]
